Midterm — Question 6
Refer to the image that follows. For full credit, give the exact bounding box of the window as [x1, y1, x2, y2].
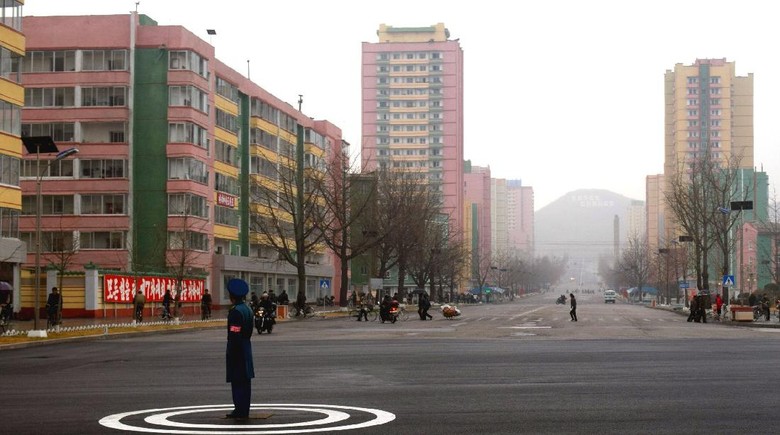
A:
[168, 157, 208, 184]
[81, 194, 126, 215]
[0, 207, 19, 238]
[21, 195, 75, 215]
[215, 140, 238, 166]
[21, 122, 75, 142]
[0, 46, 22, 83]
[81, 159, 126, 178]
[168, 122, 208, 149]
[0, 100, 20, 135]
[82, 50, 127, 71]
[0, 1, 22, 31]
[168, 50, 209, 78]
[216, 109, 239, 134]
[0, 154, 19, 186]
[168, 231, 209, 251]
[23, 51, 76, 72]
[215, 173, 239, 195]
[168, 85, 208, 112]
[22, 231, 75, 252]
[81, 231, 125, 249]
[25, 87, 76, 108]
[214, 205, 239, 227]
[82, 87, 126, 107]
[167, 193, 208, 218]
[21, 159, 74, 178]
[216, 76, 240, 103]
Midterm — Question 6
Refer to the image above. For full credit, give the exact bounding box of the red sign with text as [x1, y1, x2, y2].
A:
[104, 275, 205, 303]
[217, 192, 237, 208]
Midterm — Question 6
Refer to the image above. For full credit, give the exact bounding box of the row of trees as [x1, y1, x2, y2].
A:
[604, 150, 779, 303]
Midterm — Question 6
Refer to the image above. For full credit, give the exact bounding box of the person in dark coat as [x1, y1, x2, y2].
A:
[162, 289, 172, 320]
[226, 278, 254, 419]
[277, 290, 289, 305]
[687, 294, 698, 322]
[418, 292, 433, 320]
[569, 293, 577, 321]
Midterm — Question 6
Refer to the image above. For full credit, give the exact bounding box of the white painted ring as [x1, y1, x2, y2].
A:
[99, 403, 396, 434]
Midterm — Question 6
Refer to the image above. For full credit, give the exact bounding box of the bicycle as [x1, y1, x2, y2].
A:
[396, 305, 410, 321]
[288, 303, 316, 319]
[134, 305, 144, 323]
[156, 304, 184, 322]
[46, 306, 61, 330]
[347, 306, 378, 322]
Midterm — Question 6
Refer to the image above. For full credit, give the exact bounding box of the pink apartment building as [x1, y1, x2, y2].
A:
[464, 163, 492, 276]
[361, 23, 464, 235]
[19, 13, 343, 316]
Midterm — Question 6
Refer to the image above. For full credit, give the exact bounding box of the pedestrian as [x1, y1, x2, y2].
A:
[201, 289, 212, 320]
[715, 293, 723, 320]
[46, 287, 63, 325]
[250, 292, 259, 310]
[162, 289, 172, 320]
[569, 292, 577, 321]
[133, 289, 145, 322]
[687, 293, 698, 322]
[419, 292, 433, 320]
[761, 294, 770, 321]
[277, 290, 289, 306]
[225, 278, 254, 419]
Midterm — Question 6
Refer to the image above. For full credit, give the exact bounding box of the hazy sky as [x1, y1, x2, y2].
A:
[24, 0, 780, 210]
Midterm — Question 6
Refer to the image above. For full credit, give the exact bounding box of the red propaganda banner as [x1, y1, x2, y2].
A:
[104, 275, 205, 303]
[217, 192, 237, 208]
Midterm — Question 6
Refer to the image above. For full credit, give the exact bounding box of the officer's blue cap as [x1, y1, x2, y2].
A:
[227, 278, 249, 297]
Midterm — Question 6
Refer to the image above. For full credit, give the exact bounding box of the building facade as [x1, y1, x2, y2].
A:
[19, 13, 341, 315]
[0, 0, 24, 302]
[463, 162, 491, 282]
[506, 179, 534, 258]
[661, 58, 754, 246]
[360, 23, 464, 235]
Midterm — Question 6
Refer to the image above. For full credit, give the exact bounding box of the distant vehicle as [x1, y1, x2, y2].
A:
[604, 290, 616, 304]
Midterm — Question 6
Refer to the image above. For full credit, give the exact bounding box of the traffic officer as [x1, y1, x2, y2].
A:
[226, 278, 254, 419]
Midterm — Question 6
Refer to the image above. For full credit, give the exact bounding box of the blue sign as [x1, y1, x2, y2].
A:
[319, 279, 330, 290]
[722, 275, 735, 287]
[678, 281, 689, 289]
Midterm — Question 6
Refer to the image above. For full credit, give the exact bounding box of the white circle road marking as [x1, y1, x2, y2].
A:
[99, 403, 395, 434]
[146, 406, 350, 429]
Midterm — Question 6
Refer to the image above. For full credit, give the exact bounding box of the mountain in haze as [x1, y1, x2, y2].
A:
[535, 189, 641, 286]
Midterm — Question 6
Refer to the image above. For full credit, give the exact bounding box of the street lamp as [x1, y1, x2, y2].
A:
[22, 136, 78, 336]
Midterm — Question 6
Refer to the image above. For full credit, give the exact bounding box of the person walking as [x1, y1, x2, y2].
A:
[761, 294, 770, 321]
[161, 289, 172, 320]
[277, 290, 289, 306]
[687, 294, 699, 322]
[201, 289, 212, 320]
[132, 290, 145, 322]
[225, 278, 254, 419]
[569, 292, 577, 322]
[419, 292, 433, 320]
[715, 293, 723, 321]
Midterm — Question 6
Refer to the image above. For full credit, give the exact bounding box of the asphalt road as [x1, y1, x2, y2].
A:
[3, 292, 778, 434]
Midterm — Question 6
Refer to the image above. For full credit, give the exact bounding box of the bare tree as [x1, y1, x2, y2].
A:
[313, 152, 384, 306]
[617, 235, 652, 302]
[166, 194, 209, 317]
[757, 186, 780, 287]
[371, 170, 441, 296]
[249, 126, 323, 306]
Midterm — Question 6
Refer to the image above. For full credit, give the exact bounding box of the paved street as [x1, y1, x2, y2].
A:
[3, 292, 778, 434]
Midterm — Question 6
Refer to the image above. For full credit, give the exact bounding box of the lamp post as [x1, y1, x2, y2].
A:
[22, 136, 78, 336]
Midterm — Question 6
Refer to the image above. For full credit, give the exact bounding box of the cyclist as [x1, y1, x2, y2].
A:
[46, 286, 63, 326]
[201, 288, 212, 320]
[133, 289, 145, 322]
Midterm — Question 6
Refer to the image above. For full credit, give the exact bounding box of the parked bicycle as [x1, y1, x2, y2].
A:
[288, 302, 316, 319]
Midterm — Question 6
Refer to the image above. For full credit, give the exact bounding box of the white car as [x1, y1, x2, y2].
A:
[604, 290, 616, 303]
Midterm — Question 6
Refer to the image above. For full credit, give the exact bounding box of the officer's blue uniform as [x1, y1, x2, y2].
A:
[226, 279, 254, 418]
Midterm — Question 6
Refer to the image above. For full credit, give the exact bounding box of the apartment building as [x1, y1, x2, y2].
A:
[0, 1, 24, 301]
[360, 23, 464, 235]
[19, 13, 341, 315]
